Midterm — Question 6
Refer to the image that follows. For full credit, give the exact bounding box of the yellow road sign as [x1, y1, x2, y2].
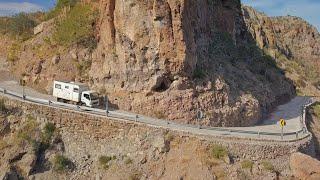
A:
[280, 119, 286, 127]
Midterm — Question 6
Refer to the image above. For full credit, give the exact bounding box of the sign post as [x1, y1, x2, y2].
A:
[197, 110, 204, 129]
[279, 118, 286, 140]
[19, 79, 26, 100]
[105, 95, 109, 116]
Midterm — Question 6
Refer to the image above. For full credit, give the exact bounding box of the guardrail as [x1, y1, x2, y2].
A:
[0, 86, 313, 141]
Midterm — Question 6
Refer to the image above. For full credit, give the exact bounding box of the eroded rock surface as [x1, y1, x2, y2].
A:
[290, 152, 320, 180]
[89, 0, 295, 126]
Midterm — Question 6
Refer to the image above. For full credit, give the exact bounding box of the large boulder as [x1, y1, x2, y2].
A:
[290, 152, 320, 180]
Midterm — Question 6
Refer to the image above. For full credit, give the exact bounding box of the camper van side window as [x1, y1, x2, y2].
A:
[65, 86, 69, 89]
[73, 88, 79, 93]
[55, 84, 61, 89]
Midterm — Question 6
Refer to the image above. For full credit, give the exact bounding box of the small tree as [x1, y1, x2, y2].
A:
[8, 13, 36, 39]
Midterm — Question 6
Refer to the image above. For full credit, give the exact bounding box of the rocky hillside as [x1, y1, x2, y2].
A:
[0, 0, 300, 127]
[243, 6, 320, 96]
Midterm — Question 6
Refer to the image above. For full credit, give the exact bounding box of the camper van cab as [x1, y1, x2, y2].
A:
[53, 81, 99, 107]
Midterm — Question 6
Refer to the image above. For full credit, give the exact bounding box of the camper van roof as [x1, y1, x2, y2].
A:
[55, 81, 87, 86]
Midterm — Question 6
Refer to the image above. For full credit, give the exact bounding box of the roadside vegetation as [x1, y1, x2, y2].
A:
[47, 0, 97, 49]
[241, 160, 254, 170]
[210, 144, 228, 160]
[0, 13, 37, 40]
[53, 154, 72, 172]
[313, 103, 320, 118]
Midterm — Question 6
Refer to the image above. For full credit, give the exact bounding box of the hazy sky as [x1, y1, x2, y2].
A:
[0, 0, 319, 30]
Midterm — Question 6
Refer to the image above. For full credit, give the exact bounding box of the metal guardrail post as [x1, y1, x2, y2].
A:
[258, 131, 260, 138]
[135, 115, 138, 122]
[296, 132, 298, 139]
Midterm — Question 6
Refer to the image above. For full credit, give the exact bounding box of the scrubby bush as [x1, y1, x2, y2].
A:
[313, 104, 320, 118]
[53, 4, 97, 48]
[2, 13, 36, 40]
[42, 122, 56, 143]
[211, 145, 227, 159]
[0, 99, 6, 113]
[45, 0, 79, 20]
[16, 117, 38, 142]
[7, 43, 21, 62]
[53, 154, 72, 172]
[261, 161, 274, 172]
[99, 155, 116, 169]
[241, 160, 254, 170]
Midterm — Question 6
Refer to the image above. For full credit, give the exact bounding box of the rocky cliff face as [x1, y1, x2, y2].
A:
[88, 0, 295, 126]
[242, 6, 320, 95]
[0, 1, 298, 127]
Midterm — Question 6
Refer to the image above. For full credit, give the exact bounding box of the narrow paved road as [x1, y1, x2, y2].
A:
[0, 69, 312, 141]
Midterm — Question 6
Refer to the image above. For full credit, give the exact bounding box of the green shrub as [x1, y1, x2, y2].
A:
[211, 145, 227, 159]
[99, 155, 116, 169]
[42, 122, 56, 143]
[53, 154, 71, 172]
[261, 161, 274, 172]
[4, 13, 36, 40]
[0, 99, 6, 113]
[7, 43, 21, 62]
[53, 4, 97, 48]
[313, 104, 320, 118]
[241, 160, 254, 170]
[45, 0, 79, 20]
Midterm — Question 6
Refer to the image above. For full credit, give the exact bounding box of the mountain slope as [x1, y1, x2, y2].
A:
[242, 6, 320, 96]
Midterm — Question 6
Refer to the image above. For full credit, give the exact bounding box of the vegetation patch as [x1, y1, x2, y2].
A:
[7, 43, 21, 62]
[261, 160, 275, 172]
[99, 155, 116, 169]
[313, 104, 320, 118]
[53, 3, 97, 49]
[241, 160, 254, 170]
[53, 154, 72, 172]
[210, 144, 228, 160]
[0, 99, 7, 113]
[0, 13, 36, 40]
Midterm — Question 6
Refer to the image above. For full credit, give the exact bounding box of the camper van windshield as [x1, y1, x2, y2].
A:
[90, 93, 99, 100]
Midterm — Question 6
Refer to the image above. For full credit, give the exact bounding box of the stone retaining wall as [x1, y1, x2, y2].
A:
[1, 96, 315, 161]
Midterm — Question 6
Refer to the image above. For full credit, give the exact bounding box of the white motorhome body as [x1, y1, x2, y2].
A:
[53, 81, 99, 107]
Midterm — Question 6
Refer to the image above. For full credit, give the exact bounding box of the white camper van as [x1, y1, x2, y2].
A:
[53, 81, 99, 107]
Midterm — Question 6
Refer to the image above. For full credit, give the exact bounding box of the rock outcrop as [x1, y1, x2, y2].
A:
[89, 0, 295, 126]
[290, 152, 320, 180]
